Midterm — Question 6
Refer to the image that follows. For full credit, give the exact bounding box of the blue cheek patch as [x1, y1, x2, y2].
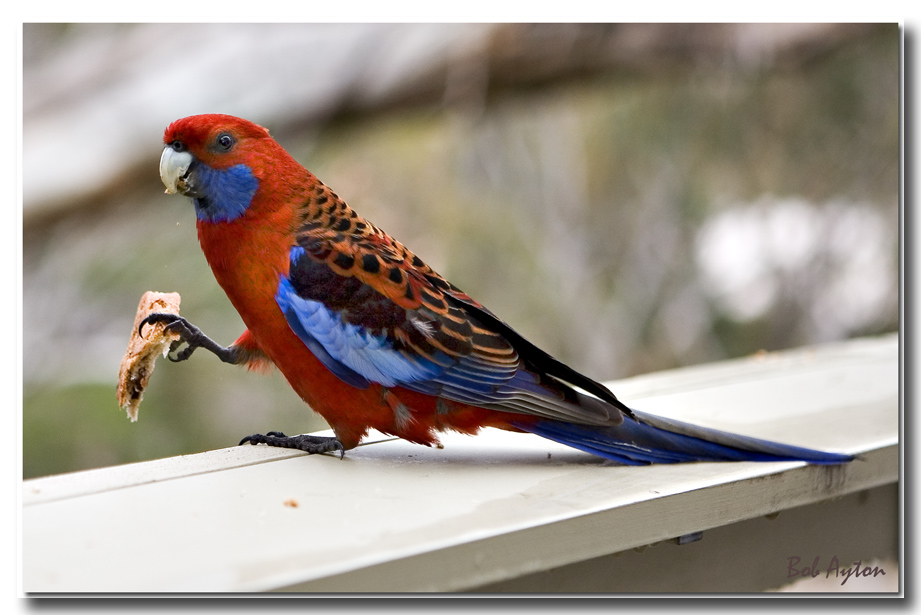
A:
[194, 164, 259, 223]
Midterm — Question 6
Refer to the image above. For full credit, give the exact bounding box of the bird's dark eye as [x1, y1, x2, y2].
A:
[170, 140, 185, 152]
[215, 133, 236, 152]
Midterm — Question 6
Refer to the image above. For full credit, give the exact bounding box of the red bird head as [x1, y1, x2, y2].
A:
[160, 114, 307, 223]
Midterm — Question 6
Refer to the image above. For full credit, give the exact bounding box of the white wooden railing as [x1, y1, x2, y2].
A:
[22, 334, 899, 593]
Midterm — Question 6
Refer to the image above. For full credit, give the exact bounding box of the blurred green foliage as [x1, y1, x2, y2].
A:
[23, 25, 898, 478]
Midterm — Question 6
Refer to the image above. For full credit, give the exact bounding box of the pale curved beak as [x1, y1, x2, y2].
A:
[159, 147, 194, 195]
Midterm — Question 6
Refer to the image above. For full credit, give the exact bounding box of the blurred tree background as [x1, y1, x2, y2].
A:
[22, 23, 899, 479]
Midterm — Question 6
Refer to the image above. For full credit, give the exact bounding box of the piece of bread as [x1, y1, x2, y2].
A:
[116, 291, 182, 421]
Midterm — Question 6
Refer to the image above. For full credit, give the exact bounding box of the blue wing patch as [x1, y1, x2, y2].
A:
[275, 276, 445, 389]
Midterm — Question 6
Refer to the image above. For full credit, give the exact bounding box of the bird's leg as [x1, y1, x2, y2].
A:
[240, 431, 345, 459]
[140, 314, 344, 457]
[139, 313, 242, 364]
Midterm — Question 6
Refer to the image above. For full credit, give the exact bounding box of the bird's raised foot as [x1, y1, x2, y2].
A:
[239, 431, 346, 459]
[139, 313, 239, 364]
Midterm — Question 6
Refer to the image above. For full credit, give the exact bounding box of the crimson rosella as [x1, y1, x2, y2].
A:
[143, 114, 852, 465]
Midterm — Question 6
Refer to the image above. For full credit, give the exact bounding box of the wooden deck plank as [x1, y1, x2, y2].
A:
[22, 334, 899, 593]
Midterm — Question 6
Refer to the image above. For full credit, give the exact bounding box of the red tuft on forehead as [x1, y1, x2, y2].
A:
[162, 114, 280, 170]
[163, 114, 270, 145]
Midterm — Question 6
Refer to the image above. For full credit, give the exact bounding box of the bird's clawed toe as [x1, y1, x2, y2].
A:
[240, 432, 345, 459]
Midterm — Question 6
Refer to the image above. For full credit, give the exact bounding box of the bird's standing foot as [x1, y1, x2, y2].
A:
[240, 431, 346, 459]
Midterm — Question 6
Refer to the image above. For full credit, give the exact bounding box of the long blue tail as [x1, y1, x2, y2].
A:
[513, 410, 853, 465]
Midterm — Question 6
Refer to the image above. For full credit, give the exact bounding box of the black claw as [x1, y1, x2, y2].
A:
[239, 431, 290, 445]
[167, 340, 197, 363]
[139, 312, 183, 337]
[240, 432, 345, 459]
